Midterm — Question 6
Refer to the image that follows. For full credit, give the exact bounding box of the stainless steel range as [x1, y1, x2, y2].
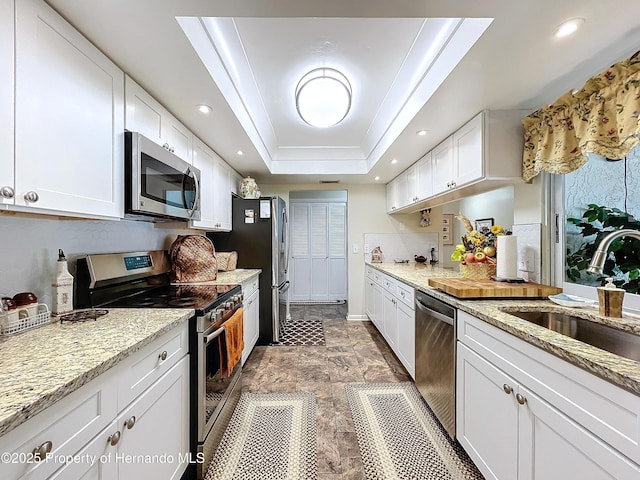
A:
[75, 250, 243, 480]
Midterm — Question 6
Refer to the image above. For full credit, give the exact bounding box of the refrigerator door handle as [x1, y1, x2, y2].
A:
[282, 207, 290, 274]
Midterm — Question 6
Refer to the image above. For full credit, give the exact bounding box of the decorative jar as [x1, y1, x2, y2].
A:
[240, 176, 260, 199]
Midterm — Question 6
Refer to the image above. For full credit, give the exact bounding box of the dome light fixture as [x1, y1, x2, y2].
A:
[295, 67, 352, 128]
[554, 18, 585, 38]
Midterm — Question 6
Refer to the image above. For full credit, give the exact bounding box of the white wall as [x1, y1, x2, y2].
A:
[260, 183, 443, 318]
[0, 213, 193, 308]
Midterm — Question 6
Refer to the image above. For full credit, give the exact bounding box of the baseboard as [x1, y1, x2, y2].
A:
[346, 314, 369, 321]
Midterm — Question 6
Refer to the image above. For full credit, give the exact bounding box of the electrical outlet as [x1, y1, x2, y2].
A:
[353, 243, 360, 254]
[364, 244, 370, 253]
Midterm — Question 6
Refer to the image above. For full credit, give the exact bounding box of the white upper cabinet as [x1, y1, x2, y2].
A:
[387, 109, 528, 213]
[190, 136, 232, 231]
[415, 151, 434, 201]
[385, 175, 401, 213]
[0, 0, 13, 208]
[12, 0, 124, 218]
[124, 75, 192, 162]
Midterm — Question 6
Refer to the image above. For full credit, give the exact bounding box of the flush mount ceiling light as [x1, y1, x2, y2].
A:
[554, 18, 585, 38]
[197, 104, 212, 114]
[295, 67, 352, 128]
[416, 129, 428, 136]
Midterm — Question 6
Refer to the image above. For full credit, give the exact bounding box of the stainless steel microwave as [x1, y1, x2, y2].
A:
[125, 131, 201, 221]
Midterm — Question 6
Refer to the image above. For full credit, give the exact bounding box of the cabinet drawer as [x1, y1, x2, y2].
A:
[117, 322, 188, 409]
[381, 274, 396, 294]
[458, 311, 640, 462]
[242, 275, 259, 298]
[395, 282, 414, 308]
[0, 372, 117, 480]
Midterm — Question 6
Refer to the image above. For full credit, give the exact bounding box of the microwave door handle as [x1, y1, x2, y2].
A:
[183, 167, 200, 219]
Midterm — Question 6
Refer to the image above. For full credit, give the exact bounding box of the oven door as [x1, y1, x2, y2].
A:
[197, 318, 242, 478]
[126, 131, 201, 220]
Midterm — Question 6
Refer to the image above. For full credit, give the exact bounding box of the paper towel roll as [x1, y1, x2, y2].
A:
[497, 235, 518, 279]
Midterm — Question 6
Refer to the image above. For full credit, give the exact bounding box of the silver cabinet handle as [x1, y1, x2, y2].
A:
[516, 393, 527, 405]
[170, 146, 175, 153]
[163, 143, 170, 150]
[159, 350, 168, 361]
[31, 440, 53, 461]
[0, 186, 14, 199]
[503, 384, 513, 395]
[24, 191, 39, 202]
[125, 416, 136, 430]
[451, 181, 456, 188]
[107, 431, 121, 446]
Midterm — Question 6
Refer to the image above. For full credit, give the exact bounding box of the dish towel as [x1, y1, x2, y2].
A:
[219, 307, 244, 377]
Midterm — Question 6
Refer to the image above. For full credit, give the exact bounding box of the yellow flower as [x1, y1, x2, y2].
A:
[491, 225, 503, 234]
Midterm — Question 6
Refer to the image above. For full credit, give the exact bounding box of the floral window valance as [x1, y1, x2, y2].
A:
[522, 50, 640, 182]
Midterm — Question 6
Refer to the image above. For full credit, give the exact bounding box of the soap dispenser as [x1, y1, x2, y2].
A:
[52, 249, 74, 315]
[597, 278, 624, 317]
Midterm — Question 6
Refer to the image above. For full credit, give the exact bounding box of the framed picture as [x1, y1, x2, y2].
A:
[475, 217, 494, 231]
[442, 214, 454, 245]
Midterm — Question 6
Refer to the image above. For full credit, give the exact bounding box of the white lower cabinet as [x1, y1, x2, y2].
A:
[364, 267, 415, 378]
[0, 321, 190, 480]
[241, 275, 260, 364]
[457, 311, 640, 480]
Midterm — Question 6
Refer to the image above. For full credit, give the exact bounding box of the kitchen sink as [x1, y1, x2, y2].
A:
[502, 309, 640, 362]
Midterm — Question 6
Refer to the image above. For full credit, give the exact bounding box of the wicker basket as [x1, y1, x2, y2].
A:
[460, 262, 496, 279]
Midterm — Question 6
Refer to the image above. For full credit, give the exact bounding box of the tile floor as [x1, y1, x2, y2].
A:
[240, 303, 412, 480]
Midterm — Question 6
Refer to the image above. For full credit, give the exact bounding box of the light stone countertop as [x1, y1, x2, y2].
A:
[172, 268, 261, 286]
[0, 308, 193, 437]
[367, 262, 640, 396]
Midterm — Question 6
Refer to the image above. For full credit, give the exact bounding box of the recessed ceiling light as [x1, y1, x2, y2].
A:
[416, 130, 428, 136]
[237, 150, 244, 156]
[554, 18, 585, 38]
[391, 159, 398, 164]
[374, 176, 380, 181]
[197, 104, 212, 114]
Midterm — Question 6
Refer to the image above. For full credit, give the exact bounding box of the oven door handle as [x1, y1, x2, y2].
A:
[204, 325, 225, 346]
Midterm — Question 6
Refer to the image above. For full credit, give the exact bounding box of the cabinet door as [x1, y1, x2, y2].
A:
[404, 166, 418, 205]
[365, 280, 375, 321]
[212, 156, 232, 231]
[457, 343, 519, 480]
[230, 170, 242, 196]
[117, 357, 190, 480]
[0, 0, 13, 206]
[396, 302, 415, 378]
[382, 290, 398, 351]
[518, 386, 640, 480]
[415, 152, 434, 201]
[47, 420, 118, 480]
[165, 113, 192, 163]
[432, 136, 454, 194]
[372, 282, 383, 331]
[15, 0, 124, 218]
[386, 177, 400, 213]
[124, 75, 164, 146]
[242, 289, 259, 364]
[190, 137, 217, 230]
[453, 112, 483, 188]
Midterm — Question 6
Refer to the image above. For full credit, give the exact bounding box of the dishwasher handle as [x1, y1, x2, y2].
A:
[415, 298, 454, 326]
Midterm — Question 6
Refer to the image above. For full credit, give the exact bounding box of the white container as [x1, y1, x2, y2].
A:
[52, 249, 74, 315]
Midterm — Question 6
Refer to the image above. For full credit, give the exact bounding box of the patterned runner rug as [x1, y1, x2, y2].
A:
[205, 392, 317, 480]
[345, 383, 484, 480]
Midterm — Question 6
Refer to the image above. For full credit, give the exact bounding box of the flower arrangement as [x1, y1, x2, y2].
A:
[450, 214, 511, 265]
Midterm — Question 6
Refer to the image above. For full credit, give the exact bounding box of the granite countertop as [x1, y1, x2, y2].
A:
[172, 268, 261, 286]
[367, 262, 640, 396]
[0, 308, 193, 437]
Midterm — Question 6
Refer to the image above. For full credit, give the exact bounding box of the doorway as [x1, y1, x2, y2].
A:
[289, 190, 347, 303]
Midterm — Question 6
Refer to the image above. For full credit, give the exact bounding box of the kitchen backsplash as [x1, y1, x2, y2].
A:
[0, 215, 192, 308]
[511, 223, 542, 283]
[363, 233, 439, 264]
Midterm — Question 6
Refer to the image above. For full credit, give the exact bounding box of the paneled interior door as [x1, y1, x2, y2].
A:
[290, 202, 347, 302]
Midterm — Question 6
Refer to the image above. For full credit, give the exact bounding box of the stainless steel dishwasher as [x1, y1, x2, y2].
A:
[415, 290, 457, 439]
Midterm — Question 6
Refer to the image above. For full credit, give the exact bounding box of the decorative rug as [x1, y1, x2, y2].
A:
[205, 392, 317, 480]
[345, 383, 484, 480]
[279, 320, 326, 346]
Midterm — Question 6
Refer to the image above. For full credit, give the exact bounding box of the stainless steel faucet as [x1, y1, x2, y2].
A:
[586, 228, 640, 274]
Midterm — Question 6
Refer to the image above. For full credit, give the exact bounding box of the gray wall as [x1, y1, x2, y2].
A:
[0, 214, 193, 308]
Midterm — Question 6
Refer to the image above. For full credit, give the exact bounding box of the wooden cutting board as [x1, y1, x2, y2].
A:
[428, 277, 562, 299]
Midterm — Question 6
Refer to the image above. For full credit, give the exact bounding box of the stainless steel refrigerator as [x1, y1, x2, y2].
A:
[209, 196, 289, 344]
